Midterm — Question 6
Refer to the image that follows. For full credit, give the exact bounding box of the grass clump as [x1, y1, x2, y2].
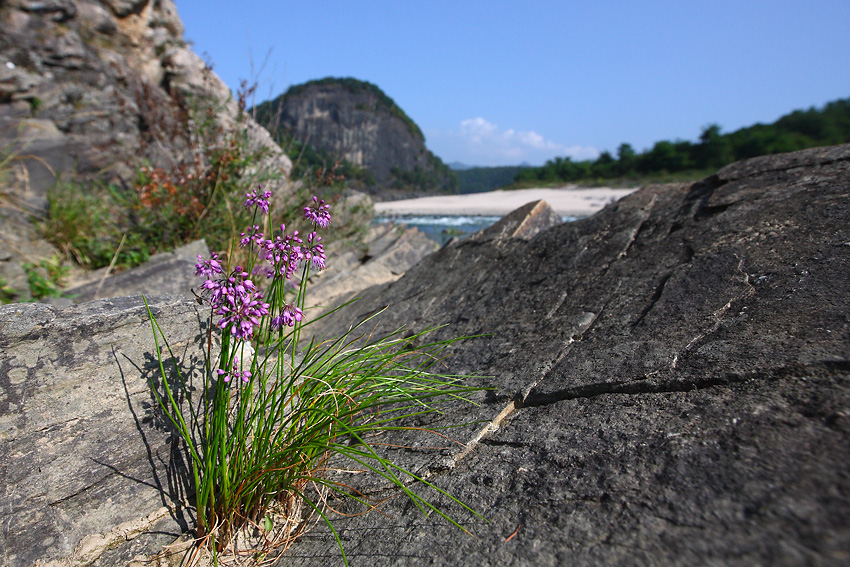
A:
[21, 254, 69, 299]
[39, 180, 149, 269]
[0, 277, 19, 304]
[146, 191, 483, 565]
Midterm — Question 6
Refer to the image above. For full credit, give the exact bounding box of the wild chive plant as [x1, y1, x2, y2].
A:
[145, 190, 482, 564]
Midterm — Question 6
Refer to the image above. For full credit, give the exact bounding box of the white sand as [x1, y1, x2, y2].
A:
[374, 186, 638, 217]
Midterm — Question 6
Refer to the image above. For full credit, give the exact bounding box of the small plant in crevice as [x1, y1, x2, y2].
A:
[145, 191, 483, 565]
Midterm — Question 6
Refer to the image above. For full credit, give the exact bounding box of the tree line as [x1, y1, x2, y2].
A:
[514, 97, 850, 185]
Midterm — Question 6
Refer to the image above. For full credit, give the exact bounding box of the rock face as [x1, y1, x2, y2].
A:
[0, 295, 206, 567]
[0, 0, 292, 306]
[254, 77, 455, 193]
[0, 0, 291, 211]
[290, 144, 850, 565]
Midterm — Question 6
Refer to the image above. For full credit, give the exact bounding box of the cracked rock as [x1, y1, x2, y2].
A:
[295, 144, 850, 566]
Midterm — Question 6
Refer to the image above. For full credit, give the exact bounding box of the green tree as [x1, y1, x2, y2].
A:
[616, 143, 636, 175]
[695, 124, 731, 169]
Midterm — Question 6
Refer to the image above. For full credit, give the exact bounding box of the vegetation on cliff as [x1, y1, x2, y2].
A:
[25, 88, 368, 283]
[512, 96, 850, 187]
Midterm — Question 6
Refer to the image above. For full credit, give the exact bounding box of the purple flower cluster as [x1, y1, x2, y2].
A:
[192, 195, 332, 382]
[195, 251, 223, 278]
[245, 187, 272, 215]
[271, 303, 303, 330]
[239, 225, 263, 249]
[302, 232, 326, 270]
[216, 359, 252, 383]
[196, 265, 270, 340]
[304, 196, 331, 229]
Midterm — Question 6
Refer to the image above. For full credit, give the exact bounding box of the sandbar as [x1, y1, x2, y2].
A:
[374, 186, 638, 217]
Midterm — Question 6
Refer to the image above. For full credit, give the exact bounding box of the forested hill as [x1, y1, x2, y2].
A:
[514, 96, 850, 186]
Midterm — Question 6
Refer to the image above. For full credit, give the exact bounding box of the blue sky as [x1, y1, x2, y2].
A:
[177, 1, 850, 167]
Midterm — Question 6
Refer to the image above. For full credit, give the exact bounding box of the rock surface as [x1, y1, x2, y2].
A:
[0, 295, 206, 567]
[304, 222, 439, 319]
[285, 144, 850, 566]
[63, 239, 209, 303]
[2, 145, 848, 567]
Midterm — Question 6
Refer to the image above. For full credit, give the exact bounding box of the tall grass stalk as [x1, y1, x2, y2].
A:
[145, 191, 483, 564]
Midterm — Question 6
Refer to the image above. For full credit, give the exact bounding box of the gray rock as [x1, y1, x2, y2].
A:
[305, 223, 438, 319]
[284, 144, 850, 566]
[64, 240, 210, 302]
[0, 260, 31, 302]
[0, 295, 207, 567]
[469, 198, 562, 242]
[102, 0, 147, 18]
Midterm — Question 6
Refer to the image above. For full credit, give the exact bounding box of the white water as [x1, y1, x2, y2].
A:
[374, 214, 582, 244]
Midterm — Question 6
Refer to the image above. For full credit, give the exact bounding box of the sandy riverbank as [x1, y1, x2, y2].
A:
[373, 186, 638, 217]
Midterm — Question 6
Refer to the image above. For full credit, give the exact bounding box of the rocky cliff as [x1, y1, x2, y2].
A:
[0, 0, 291, 207]
[254, 77, 455, 195]
[0, 0, 294, 302]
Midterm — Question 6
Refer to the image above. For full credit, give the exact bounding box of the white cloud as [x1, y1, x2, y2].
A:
[428, 118, 598, 166]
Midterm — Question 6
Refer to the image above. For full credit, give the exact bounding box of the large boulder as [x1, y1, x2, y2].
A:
[0, 295, 205, 567]
[285, 144, 850, 565]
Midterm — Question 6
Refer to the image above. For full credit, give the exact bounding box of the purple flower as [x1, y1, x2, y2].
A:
[303, 232, 326, 270]
[198, 266, 269, 339]
[239, 225, 263, 248]
[303, 196, 331, 228]
[261, 229, 303, 280]
[245, 187, 272, 214]
[270, 303, 303, 329]
[216, 287, 269, 340]
[216, 360, 252, 383]
[195, 252, 223, 278]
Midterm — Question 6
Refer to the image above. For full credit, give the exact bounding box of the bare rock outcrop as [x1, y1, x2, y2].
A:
[289, 144, 850, 566]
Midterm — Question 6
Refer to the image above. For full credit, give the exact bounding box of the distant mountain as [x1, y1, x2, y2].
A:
[253, 77, 456, 195]
[448, 162, 476, 170]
